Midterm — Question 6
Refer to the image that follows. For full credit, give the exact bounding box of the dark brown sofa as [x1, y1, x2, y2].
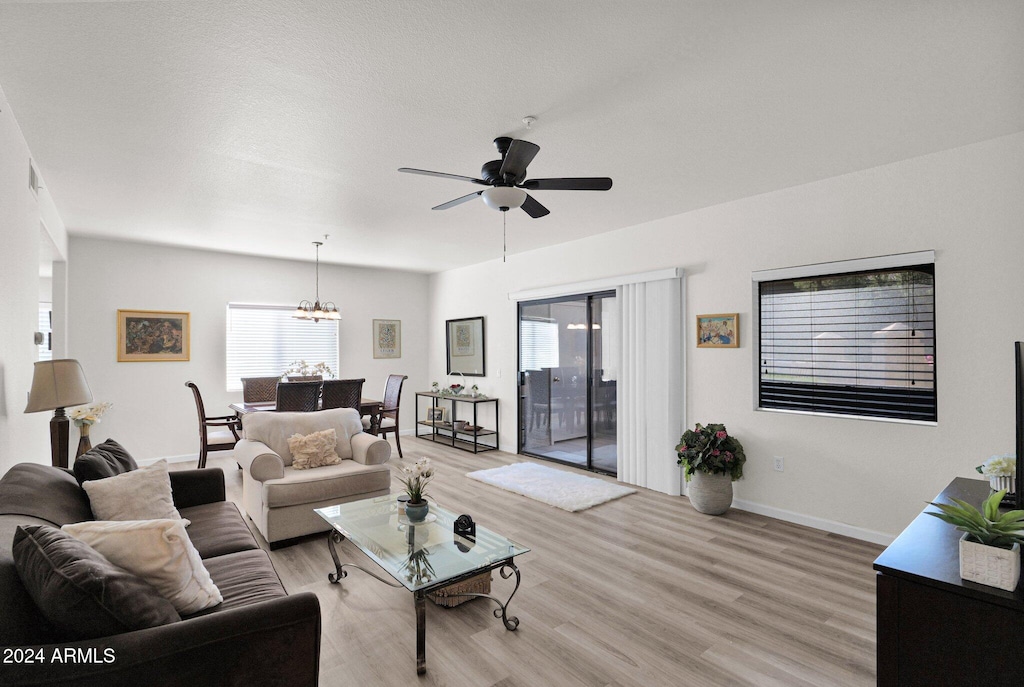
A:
[0, 463, 321, 686]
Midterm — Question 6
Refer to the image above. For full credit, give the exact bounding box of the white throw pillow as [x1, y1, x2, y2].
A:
[82, 459, 181, 521]
[288, 428, 342, 469]
[62, 518, 222, 615]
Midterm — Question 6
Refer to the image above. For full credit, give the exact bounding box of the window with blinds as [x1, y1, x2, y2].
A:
[758, 262, 935, 422]
[225, 304, 339, 392]
[519, 319, 559, 370]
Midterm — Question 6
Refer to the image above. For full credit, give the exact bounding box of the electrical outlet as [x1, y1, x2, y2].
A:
[773, 456, 785, 472]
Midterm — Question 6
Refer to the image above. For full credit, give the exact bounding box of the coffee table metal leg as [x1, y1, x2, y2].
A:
[415, 590, 427, 675]
[436, 561, 523, 630]
[327, 530, 347, 583]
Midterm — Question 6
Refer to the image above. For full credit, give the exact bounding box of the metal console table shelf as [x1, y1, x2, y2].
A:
[414, 392, 498, 454]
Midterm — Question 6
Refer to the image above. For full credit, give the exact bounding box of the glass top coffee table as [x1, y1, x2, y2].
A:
[314, 495, 530, 675]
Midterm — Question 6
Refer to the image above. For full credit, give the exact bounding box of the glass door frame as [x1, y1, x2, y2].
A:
[516, 290, 616, 476]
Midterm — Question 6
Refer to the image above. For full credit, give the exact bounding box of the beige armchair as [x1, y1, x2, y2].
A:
[234, 408, 391, 547]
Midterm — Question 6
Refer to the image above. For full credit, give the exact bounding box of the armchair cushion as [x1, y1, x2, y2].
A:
[263, 460, 391, 508]
[243, 408, 362, 465]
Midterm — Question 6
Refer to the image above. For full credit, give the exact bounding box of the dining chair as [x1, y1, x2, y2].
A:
[186, 381, 241, 469]
[276, 380, 321, 412]
[321, 378, 365, 411]
[241, 376, 280, 403]
[362, 374, 407, 458]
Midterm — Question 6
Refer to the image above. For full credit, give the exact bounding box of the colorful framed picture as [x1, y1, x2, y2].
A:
[372, 319, 401, 359]
[117, 309, 190, 362]
[696, 313, 739, 348]
[426, 406, 446, 423]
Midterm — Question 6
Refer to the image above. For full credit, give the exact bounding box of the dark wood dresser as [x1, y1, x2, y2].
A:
[873, 477, 1024, 686]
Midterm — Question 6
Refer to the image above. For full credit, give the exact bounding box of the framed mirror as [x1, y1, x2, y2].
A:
[446, 316, 485, 376]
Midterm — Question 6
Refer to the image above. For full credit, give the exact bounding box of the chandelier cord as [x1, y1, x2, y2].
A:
[503, 210, 507, 263]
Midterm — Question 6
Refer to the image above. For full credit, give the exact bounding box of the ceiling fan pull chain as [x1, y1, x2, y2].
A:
[503, 210, 507, 263]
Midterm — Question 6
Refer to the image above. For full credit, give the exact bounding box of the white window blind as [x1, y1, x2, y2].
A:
[519, 319, 559, 370]
[757, 263, 935, 422]
[225, 304, 339, 392]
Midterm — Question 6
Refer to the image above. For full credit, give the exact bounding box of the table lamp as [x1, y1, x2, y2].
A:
[24, 359, 93, 469]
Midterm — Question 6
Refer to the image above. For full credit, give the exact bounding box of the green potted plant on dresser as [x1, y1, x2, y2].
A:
[926, 489, 1024, 592]
[676, 423, 746, 515]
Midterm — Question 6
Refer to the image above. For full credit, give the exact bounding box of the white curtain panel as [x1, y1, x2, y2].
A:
[617, 278, 684, 496]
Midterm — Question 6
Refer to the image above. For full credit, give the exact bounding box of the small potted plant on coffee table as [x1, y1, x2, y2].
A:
[676, 422, 746, 515]
[401, 458, 435, 523]
[926, 489, 1024, 591]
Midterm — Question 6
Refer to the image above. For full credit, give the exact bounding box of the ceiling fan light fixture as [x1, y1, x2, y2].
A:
[481, 186, 526, 211]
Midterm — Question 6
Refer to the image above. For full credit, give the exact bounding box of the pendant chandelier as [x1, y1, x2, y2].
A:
[293, 240, 340, 322]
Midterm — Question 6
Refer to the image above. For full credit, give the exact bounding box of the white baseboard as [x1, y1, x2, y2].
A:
[139, 453, 203, 467]
[730, 497, 894, 546]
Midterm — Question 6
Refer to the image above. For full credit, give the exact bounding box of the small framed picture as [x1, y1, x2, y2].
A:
[117, 309, 190, 362]
[373, 319, 401, 359]
[696, 313, 739, 348]
[426, 406, 446, 423]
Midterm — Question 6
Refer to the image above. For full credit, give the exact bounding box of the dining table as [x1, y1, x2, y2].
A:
[229, 398, 384, 435]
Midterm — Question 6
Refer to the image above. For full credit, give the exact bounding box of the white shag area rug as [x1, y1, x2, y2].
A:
[466, 462, 636, 512]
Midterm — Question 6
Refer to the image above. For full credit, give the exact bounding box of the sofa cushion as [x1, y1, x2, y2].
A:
[0, 515, 58, 646]
[289, 428, 342, 470]
[83, 459, 182, 521]
[12, 525, 180, 641]
[0, 463, 93, 526]
[73, 438, 138, 485]
[178, 501, 258, 558]
[243, 408, 362, 465]
[62, 519, 223, 615]
[264, 461, 391, 508]
[183, 549, 287, 618]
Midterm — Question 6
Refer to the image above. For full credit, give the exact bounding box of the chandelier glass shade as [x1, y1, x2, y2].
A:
[294, 241, 340, 322]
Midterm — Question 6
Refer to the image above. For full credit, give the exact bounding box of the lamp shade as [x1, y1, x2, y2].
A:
[24, 359, 93, 413]
[481, 186, 526, 211]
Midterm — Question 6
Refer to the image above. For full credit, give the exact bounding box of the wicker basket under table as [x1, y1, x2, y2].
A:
[427, 572, 492, 607]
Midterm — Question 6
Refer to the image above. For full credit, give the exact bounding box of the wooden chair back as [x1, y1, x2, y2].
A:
[276, 380, 321, 412]
[241, 376, 279, 403]
[322, 378, 365, 410]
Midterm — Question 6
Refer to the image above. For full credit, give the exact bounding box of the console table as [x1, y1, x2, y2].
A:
[873, 477, 1024, 686]
[414, 392, 498, 454]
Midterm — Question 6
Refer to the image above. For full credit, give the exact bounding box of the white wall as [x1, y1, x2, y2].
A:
[0, 87, 68, 476]
[429, 132, 1024, 540]
[68, 238, 429, 461]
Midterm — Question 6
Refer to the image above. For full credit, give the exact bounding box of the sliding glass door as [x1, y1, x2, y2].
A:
[518, 292, 617, 475]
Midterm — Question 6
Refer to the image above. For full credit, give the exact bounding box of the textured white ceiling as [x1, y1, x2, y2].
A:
[1, 1, 1022, 272]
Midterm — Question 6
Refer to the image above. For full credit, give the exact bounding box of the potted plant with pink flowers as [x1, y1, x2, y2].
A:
[675, 423, 746, 515]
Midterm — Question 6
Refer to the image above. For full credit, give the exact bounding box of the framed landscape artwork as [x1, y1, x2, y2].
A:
[117, 309, 190, 362]
[696, 313, 739, 348]
[373, 319, 401, 359]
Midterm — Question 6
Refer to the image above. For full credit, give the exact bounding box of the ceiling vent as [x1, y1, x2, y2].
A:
[28, 160, 39, 196]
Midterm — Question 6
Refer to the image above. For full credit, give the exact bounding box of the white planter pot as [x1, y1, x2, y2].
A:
[687, 471, 733, 515]
[988, 475, 1015, 494]
[958, 533, 1021, 592]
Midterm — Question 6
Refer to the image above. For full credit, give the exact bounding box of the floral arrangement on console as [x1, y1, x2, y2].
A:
[401, 457, 435, 505]
[70, 402, 113, 431]
[977, 453, 1016, 492]
[675, 422, 746, 482]
[281, 360, 335, 379]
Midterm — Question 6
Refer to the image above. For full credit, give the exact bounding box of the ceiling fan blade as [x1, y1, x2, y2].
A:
[521, 193, 550, 219]
[521, 177, 613, 191]
[432, 191, 483, 211]
[498, 140, 540, 183]
[398, 168, 487, 185]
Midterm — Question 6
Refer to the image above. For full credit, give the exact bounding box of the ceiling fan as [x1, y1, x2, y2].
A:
[398, 137, 612, 218]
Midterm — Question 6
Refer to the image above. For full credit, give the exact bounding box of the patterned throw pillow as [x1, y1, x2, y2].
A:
[287, 428, 341, 469]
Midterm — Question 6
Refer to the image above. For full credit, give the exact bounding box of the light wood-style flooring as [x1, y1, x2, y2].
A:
[197, 437, 882, 687]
